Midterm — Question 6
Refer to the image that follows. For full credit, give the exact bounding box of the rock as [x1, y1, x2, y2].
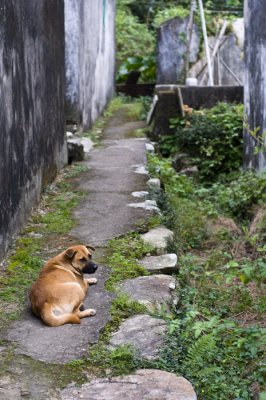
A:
[180, 166, 198, 176]
[134, 164, 149, 175]
[60, 369, 197, 400]
[127, 200, 159, 212]
[145, 143, 155, 153]
[118, 275, 176, 311]
[139, 253, 178, 275]
[147, 178, 161, 188]
[157, 16, 200, 84]
[141, 226, 174, 254]
[67, 137, 94, 163]
[109, 314, 167, 360]
[172, 153, 192, 172]
[67, 138, 84, 163]
[131, 191, 149, 198]
[80, 137, 93, 153]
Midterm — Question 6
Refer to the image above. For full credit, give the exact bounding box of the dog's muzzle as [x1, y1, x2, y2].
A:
[83, 261, 98, 274]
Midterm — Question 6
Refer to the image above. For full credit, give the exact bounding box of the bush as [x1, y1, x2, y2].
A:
[208, 170, 266, 220]
[167, 103, 244, 181]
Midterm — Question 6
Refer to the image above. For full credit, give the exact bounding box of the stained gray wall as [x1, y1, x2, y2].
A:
[156, 16, 200, 84]
[65, 0, 116, 130]
[0, 0, 66, 259]
[244, 0, 266, 171]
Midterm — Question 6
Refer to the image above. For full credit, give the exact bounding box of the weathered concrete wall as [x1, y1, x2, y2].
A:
[65, 0, 116, 130]
[244, 0, 266, 171]
[0, 1, 66, 259]
[156, 16, 200, 84]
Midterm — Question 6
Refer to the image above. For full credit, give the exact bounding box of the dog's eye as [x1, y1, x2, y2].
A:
[80, 258, 87, 262]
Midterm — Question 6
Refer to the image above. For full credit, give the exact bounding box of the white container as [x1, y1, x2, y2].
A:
[185, 77, 198, 86]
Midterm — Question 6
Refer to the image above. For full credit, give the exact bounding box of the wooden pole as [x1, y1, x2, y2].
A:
[198, 0, 214, 86]
[200, 20, 227, 85]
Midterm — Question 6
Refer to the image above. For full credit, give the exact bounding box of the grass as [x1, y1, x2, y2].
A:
[105, 233, 154, 291]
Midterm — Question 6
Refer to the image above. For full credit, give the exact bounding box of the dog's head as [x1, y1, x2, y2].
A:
[64, 245, 98, 275]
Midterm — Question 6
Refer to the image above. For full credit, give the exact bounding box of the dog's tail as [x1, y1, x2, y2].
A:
[41, 303, 80, 326]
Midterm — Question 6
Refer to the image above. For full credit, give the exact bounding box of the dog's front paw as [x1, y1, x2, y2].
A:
[87, 278, 97, 285]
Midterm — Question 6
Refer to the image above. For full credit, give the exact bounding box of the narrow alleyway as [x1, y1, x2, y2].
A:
[0, 105, 195, 400]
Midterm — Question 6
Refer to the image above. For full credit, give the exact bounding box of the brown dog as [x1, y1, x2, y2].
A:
[29, 245, 98, 326]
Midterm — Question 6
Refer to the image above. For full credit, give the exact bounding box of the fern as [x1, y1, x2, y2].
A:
[187, 333, 216, 363]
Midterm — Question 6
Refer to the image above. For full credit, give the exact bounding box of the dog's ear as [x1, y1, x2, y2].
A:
[86, 245, 95, 252]
[65, 248, 77, 259]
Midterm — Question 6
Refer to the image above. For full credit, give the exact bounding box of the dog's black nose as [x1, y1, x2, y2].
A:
[94, 264, 98, 271]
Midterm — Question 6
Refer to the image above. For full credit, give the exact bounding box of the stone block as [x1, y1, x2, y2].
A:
[109, 314, 167, 360]
[139, 254, 178, 275]
[61, 369, 197, 400]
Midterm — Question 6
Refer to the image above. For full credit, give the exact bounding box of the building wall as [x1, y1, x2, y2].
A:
[244, 0, 266, 171]
[65, 0, 116, 130]
[0, 0, 66, 259]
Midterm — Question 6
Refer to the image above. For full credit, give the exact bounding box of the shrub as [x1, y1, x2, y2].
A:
[167, 103, 244, 181]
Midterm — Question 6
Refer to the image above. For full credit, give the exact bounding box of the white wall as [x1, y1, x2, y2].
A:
[65, 0, 116, 130]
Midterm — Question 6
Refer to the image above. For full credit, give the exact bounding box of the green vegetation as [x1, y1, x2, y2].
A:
[146, 99, 266, 398]
[160, 103, 244, 181]
[153, 6, 189, 28]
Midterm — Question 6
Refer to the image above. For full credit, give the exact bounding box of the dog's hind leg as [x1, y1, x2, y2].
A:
[77, 308, 96, 318]
[41, 303, 81, 326]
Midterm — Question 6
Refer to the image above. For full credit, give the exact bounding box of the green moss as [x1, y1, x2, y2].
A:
[105, 233, 153, 291]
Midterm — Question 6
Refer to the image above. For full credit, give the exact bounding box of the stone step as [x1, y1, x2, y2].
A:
[141, 226, 174, 254]
[118, 274, 176, 312]
[60, 369, 197, 400]
[109, 314, 166, 360]
[139, 253, 178, 275]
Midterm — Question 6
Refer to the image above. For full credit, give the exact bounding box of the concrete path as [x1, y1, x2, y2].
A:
[5, 107, 153, 364]
[1, 105, 196, 399]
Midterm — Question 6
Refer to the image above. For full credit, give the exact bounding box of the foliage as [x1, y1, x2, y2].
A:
[167, 103, 244, 181]
[147, 146, 266, 399]
[116, 55, 156, 83]
[153, 6, 189, 28]
[206, 170, 266, 220]
[116, 7, 155, 67]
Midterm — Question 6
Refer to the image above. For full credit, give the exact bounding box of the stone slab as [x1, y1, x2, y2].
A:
[139, 253, 178, 274]
[147, 178, 161, 188]
[60, 369, 197, 400]
[141, 226, 174, 254]
[118, 275, 176, 311]
[109, 314, 167, 360]
[7, 265, 115, 364]
[127, 200, 159, 212]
